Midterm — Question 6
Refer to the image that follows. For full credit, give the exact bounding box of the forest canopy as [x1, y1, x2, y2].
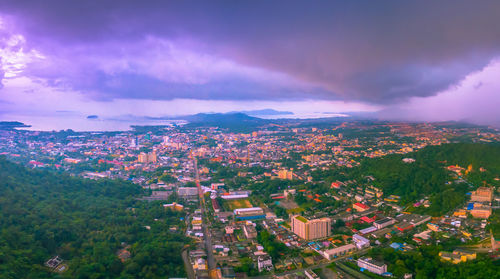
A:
[0, 157, 188, 279]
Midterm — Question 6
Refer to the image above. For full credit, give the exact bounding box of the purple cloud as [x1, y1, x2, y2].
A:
[0, 1, 499, 103]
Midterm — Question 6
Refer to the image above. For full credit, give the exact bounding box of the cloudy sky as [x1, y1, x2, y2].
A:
[0, 1, 499, 128]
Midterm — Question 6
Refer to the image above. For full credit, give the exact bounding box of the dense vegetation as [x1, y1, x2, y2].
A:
[367, 245, 500, 279]
[0, 157, 188, 279]
[315, 143, 500, 216]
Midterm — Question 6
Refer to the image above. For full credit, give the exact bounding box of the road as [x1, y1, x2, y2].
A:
[249, 248, 370, 279]
[181, 249, 195, 279]
[193, 155, 217, 277]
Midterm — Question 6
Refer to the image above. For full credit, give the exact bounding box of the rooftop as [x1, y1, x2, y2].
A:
[295, 215, 308, 223]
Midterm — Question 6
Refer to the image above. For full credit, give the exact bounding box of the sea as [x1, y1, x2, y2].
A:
[2, 112, 348, 132]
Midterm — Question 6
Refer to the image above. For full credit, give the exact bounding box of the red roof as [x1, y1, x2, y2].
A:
[331, 182, 341, 188]
[361, 216, 375, 223]
[354, 202, 369, 209]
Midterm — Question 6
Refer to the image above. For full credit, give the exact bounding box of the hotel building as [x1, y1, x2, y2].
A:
[291, 215, 331, 240]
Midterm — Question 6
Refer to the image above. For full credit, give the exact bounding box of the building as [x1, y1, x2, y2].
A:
[427, 223, 440, 232]
[373, 217, 396, 229]
[193, 258, 207, 270]
[305, 269, 320, 279]
[291, 215, 331, 240]
[178, 187, 199, 198]
[220, 193, 249, 200]
[353, 202, 370, 212]
[138, 151, 157, 163]
[353, 234, 370, 249]
[243, 225, 257, 239]
[163, 202, 184, 211]
[439, 250, 476, 264]
[142, 191, 171, 201]
[470, 205, 492, 219]
[395, 222, 414, 232]
[357, 257, 387, 275]
[211, 183, 225, 190]
[470, 187, 493, 202]
[278, 169, 294, 180]
[211, 198, 220, 212]
[233, 207, 265, 220]
[257, 255, 273, 272]
[322, 244, 356, 260]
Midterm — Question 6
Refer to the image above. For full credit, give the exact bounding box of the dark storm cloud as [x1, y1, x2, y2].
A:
[1, 0, 500, 103]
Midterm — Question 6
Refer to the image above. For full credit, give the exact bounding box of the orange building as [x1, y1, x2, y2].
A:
[291, 215, 331, 240]
[470, 206, 492, 219]
[470, 187, 493, 202]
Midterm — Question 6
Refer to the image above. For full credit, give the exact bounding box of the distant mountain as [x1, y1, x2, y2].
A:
[86, 115, 99, 119]
[184, 112, 258, 122]
[182, 112, 267, 131]
[229, 109, 293, 116]
[0, 121, 31, 130]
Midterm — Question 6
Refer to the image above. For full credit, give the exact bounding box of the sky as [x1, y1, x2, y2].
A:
[0, 1, 499, 129]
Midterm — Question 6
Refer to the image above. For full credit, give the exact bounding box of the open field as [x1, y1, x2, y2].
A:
[225, 199, 253, 210]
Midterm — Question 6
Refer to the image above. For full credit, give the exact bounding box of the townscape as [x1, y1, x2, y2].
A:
[1, 118, 499, 278]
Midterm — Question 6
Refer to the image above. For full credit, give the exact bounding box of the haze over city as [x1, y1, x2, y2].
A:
[1, 1, 499, 129]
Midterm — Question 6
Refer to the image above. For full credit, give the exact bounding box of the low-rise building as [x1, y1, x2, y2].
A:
[322, 244, 356, 260]
[305, 269, 320, 279]
[373, 217, 395, 229]
[353, 202, 370, 212]
[357, 257, 387, 275]
[243, 225, 258, 239]
[353, 234, 370, 249]
[257, 255, 273, 272]
[163, 202, 184, 211]
[470, 205, 492, 219]
[234, 207, 265, 220]
[439, 250, 476, 264]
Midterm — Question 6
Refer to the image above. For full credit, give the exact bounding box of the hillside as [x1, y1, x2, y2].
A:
[358, 143, 500, 215]
[314, 143, 500, 216]
[183, 112, 267, 131]
[0, 157, 188, 278]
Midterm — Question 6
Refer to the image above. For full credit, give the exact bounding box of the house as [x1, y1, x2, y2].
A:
[439, 250, 476, 264]
[193, 258, 207, 270]
[45, 256, 63, 269]
[353, 202, 370, 212]
[257, 255, 273, 272]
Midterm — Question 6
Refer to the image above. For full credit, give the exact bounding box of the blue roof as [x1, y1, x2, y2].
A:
[390, 242, 402, 249]
[467, 203, 474, 210]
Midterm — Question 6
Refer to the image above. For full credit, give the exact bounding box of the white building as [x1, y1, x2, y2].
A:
[357, 257, 387, 275]
[257, 255, 273, 272]
[353, 234, 370, 249]
[322, 244, 356, 260]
